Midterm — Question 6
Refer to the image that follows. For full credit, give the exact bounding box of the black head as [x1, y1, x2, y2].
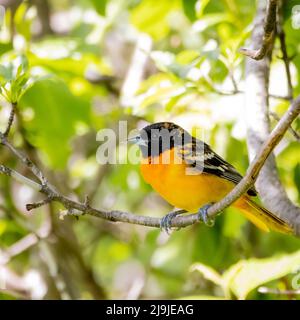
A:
[129, 122, 192, 158]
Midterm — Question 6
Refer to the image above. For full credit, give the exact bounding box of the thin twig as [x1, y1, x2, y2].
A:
[0, 133, 54, 191]
[205, 79, 291, 101]
[258, 286, 300, 295]
[0, 165, 42, 191]
[229, 69, 239, 93]
[277, 0, 293, 99]
[1, 96, 300, 232]
[240, 0, 278, 60]
[205, 95, 300, 224]
[270, 111, 300, 142]
[244, 0, 300, 232]
[205, 79, 297, 142]
[3, 102, 17, 137]
[0, 233, 39, 265]
[26, 196, 54, 211]
[268, 93, 293, 101]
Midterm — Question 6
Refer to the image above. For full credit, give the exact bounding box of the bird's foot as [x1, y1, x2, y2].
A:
[197, 203, 215, 227]
[160, 209, 185, 234]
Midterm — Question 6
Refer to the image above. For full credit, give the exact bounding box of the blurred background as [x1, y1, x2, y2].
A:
[0, 0, 300, 300]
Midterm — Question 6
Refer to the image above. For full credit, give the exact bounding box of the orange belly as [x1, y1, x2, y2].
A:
[140, 149, 235, 212]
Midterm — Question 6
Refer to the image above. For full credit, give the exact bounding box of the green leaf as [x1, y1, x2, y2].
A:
[130, 0, 180, 40]
[90, 0, 108, 16]
[190, 263, 223, 287]
[222, 207, 246, 239]
[196, 0, 211, 17]
[182, 0, 197, 21]
[139, 86, 186, 109]
[193, 13, 230, 31]
[223, 250, 300, 299]
[0, 55, 30, 102]
[19, 79, 90, 169]
[0, 64, 12, 81]
[283, 0, 300, 21]
[16, 55, 29, 77]
[277, 142, 300, 169]
[0, 43, 13, 56]
[294, 163, 300, 196]
[14, 2, 32, 42]
[29, 49, 111, 79]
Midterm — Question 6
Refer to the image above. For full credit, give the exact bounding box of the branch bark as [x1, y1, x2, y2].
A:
[3, 102, 17, 137]
[277, 0, 293, 99]
[1, 94, 300, 233]
[240, 0, 278, 60]
[244, 0, 300, 234]
[270, 111, 300, 142]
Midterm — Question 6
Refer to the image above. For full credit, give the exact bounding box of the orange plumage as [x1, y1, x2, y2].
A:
[135, 122, 293, 234]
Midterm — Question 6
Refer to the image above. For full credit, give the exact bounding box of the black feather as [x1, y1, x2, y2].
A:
[178, 138, 257, 197]
[141, 122, 257, 197]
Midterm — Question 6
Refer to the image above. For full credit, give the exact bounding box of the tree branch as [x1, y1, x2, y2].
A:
[3, 102, 17, 137]
[270, 111, 300, 142]
[240, 0, 278, 60]
[244, 0, 300, 234]
[1, 95, 300, 232]
[277, 0, 293, 99]
[0, 165, 42, 191]
[0, 133, 54, 191]
[203, 79, 298, 142]
[206, 95, 300, 225]
[26, 197, 54, 211]
[204, 77, 292, 101]
[0, 233, 39, 265]
[258, 286, 300, 296]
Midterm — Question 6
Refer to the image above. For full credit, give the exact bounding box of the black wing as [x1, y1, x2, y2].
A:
[178, 138, 257, 196]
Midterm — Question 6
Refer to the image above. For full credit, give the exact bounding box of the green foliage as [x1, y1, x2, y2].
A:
[130, 0, 181, 40]
[20, 79, 90, 168]
[294, 164, 300, 200]
[192, 250, 300, 299]
[0, 54, 30, 102]
[182, 0, 198, 22]
[90, 0, 108, 16]
[14, 2, 33, 42]
[0, 0, 300, 300]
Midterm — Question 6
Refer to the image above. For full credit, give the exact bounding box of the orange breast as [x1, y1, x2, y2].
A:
[140, 148, 235, 212]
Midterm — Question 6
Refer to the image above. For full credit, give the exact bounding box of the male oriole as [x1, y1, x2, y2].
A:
[129, 122, 292, 234]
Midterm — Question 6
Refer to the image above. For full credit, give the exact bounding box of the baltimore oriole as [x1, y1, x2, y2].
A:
[129, 122, 292, 234]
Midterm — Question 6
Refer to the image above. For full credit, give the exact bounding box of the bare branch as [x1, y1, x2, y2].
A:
[206, 95, 300, 224]
[3, 102, 17, 137]
[0, 133, 54, 191]
[0, 165, 42, 191]
[277, 0, 293, 99]
[270, 111, 300, 142]
[0, 233, 39, 265]
[258, 286, 300, 295]
[244, 0, 300, 234]
[0, 265, 32, 299]
[26, 196, 54, 211]
[269, 93, 293, 101]
[204, 78, 291, 101]
[240, 0, 278, 60]
[1, 95, 300, 232]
